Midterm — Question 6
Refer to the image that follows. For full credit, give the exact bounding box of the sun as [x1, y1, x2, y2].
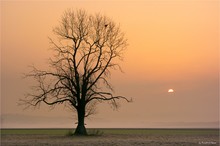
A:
[168, 89, 174, 93]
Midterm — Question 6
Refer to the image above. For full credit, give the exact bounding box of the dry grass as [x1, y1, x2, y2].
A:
[1, 129, 219, 146]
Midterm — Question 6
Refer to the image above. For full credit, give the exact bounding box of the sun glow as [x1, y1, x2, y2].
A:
[168, 89, 174, 93]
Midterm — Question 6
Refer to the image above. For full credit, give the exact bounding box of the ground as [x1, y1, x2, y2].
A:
[1, 129, 219, 146]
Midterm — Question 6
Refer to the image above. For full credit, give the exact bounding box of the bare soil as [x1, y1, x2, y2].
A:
[1, 134, 219, 146]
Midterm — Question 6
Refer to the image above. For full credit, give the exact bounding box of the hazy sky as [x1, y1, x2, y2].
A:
[1, 0, 219, 128]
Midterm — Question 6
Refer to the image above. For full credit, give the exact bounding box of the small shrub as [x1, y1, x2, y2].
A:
[87, 129, 104, 136]
[66, 130, 74, 136]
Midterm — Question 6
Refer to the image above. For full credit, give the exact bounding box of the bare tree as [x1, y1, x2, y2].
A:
[22, 9, 130, 135]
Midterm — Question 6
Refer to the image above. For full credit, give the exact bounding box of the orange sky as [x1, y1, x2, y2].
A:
[1, 0, 219, 128]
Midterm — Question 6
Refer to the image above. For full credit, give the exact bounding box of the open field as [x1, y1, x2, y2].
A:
[1, 128, 219, 146]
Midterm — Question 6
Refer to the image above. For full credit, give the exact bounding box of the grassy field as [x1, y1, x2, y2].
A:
[1, 128, 219, 146]
[1, 128, 219, 135]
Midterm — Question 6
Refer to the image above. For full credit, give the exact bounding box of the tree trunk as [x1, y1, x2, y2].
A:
[74, 106, 87, 135]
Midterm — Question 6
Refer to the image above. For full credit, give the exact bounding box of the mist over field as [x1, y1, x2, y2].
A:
[1, 114, 219, 129]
